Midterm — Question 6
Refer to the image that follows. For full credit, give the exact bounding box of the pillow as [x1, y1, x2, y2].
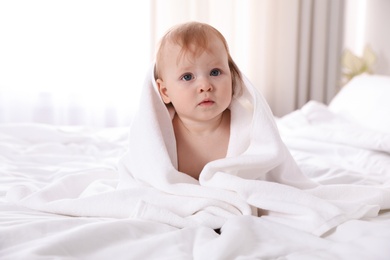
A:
[328, 74, 390, 133]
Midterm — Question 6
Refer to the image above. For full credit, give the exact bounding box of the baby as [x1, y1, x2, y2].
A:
[154, 22, 243, 180]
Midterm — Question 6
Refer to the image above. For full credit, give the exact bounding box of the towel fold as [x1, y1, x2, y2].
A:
[8, 64, 390, 236]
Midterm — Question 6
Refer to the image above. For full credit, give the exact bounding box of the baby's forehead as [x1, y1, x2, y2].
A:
[164, 35, 225, 58]
[156, 32, 228, 78]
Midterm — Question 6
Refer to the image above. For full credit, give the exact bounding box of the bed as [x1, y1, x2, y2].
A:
[1, 74, 390, 259]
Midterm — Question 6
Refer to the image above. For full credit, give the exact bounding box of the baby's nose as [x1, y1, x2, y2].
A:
[198, 79, 213, 92]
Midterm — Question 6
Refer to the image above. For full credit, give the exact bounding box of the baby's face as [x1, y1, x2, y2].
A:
[156, 36, 232, 124]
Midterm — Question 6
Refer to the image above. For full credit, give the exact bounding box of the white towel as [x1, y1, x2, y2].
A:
[7, 64, 390, 236]
[116, 64, 390, 235]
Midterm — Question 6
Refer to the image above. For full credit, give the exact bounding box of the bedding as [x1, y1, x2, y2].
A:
[1, 73, 390, 259]
[328, 74, 390, 134]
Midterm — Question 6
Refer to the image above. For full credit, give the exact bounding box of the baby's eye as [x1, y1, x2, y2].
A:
[181, 74, 194, 81]
[210, 69, 221, 76]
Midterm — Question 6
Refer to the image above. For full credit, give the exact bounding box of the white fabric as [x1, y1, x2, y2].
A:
[0, 1, 149, 127]
[1, 115, 390, 258]
[278, 100, 390, 186]
[329, 74, 390, 134]
[6, 65, 390, 238]
[0, 90, 139, 127]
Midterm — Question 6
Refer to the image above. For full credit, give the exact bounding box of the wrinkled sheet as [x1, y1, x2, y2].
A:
[1, 109, 390, 259]
[277, 101, 390, 187]
[5, 67, 390, 238]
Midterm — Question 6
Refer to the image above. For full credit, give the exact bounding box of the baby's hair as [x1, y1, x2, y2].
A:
[154, 21, 243, 96]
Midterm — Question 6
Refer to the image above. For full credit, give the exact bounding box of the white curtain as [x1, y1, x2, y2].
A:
[0, 0, 344, 126]
[0, 0, 151, 126]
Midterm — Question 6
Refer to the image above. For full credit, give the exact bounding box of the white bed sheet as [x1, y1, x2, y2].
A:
[1, 112, 390, 259]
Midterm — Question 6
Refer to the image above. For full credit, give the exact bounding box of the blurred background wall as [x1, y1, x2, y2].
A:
[0, 0, 388, 126]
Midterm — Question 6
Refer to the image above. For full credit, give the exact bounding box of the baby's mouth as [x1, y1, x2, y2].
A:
[198, 99, 215, 106]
